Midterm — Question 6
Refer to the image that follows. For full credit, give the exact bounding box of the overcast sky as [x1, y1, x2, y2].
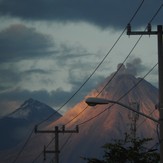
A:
[0, 0, 162, 116]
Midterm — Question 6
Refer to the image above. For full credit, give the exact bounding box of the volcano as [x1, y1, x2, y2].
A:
[0, 65, 159, 163]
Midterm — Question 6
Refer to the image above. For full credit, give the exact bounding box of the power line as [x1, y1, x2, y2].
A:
[77, 63, 158, 126]
[137, 108, 157, 128]
[45, 2, 163, 157]
[58, 63, 158, 154]
[30, 2, 147, 161]
[59, 1, 163, 155]
[60, 133, 73, 151]
[150, 3, 163, 23]
[32, 137, 56, 163]
[57, 63, 158, 160]
[32, 3, 162, 162]
[11, 1, 148, 162]
[64, 1, 163, 127]
[12, 129, 34, 163]
[36, 0, 146, 127]
[62, 1, 148, 126]
[41, 3, 163, 160]
[64, 26, 156, 126]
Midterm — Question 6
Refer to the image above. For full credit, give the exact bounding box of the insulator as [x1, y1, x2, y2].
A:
[62, 125, 65, 132]
[147, 23, 151, 33]
[127, 23, 131, 35]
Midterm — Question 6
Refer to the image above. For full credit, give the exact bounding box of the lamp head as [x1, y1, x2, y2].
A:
[85, 97, 109, 106]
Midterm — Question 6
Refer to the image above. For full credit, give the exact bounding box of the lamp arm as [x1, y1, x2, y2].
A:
[108, 100, 159, 123]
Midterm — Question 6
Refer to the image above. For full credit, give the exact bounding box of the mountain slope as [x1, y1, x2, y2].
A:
[47, 72, 159, 163]
[0, 98, 62, 150]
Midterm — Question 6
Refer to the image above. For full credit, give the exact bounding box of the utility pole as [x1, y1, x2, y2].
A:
[127, 24, 163, 163]
[35, 125, 79, 163]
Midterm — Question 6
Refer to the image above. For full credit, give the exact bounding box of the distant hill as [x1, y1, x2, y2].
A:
[0, 98, 61, 150]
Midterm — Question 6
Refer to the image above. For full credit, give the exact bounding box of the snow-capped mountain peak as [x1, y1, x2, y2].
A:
[21, 98, 46, 110]
[7, 98, 61, 121]
[0, 98, 62, 151]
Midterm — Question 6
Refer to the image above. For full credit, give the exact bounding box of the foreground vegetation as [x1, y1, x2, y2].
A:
[82, 133, 159, 163]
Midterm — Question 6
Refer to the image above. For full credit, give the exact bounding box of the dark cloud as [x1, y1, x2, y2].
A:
[0, 68, 21, 90]
[0, 0, 162, 28]
[0, 24, 54, 62]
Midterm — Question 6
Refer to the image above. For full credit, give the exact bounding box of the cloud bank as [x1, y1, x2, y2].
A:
[0, 0, 162, 28]
[0, 24, 54, 62]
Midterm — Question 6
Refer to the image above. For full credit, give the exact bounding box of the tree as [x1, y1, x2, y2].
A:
[82, 133, 159, 163]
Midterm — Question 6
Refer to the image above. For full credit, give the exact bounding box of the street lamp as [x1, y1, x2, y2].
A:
[85, 97, 159, 123]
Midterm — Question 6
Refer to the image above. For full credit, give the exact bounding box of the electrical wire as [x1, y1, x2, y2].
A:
[60, 133, 73, 151]
[63, 1, 163, 127]
[57, 62, 157, 152]
[32, 3, 162, 162]
[33, 2, 163, 161]
[63, 0, 163, 132]
[137, 108, 158, 128]
[64, 28, 156, 126]
[28, 1, 147, 160]
[43, 3, 163, 159]
[32, 151, 43, 163]
[58, 63, 158, 158]
[128, 106, 159, 149]
[63, 1, 149, 126]
[32, 136, 56, 163]
[36, 0, 146, 127]
[149, 3, 163, 23]
[59, 1, 163, 147]
[33, 55, 155, 161]
[13, 1, 156, 162]
[77, 63, 158, 126]
[12, 129, 34, 163]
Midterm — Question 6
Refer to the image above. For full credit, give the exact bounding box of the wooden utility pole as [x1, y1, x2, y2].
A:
[127, 24, 163, 163]
[35, 125, 79, 163]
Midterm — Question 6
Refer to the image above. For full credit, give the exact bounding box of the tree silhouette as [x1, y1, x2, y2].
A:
[82, 133, 159, 163]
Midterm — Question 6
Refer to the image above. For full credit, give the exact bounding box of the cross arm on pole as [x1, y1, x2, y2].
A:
[127, 23, 160, 36]
[34, 125, 79, 163]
